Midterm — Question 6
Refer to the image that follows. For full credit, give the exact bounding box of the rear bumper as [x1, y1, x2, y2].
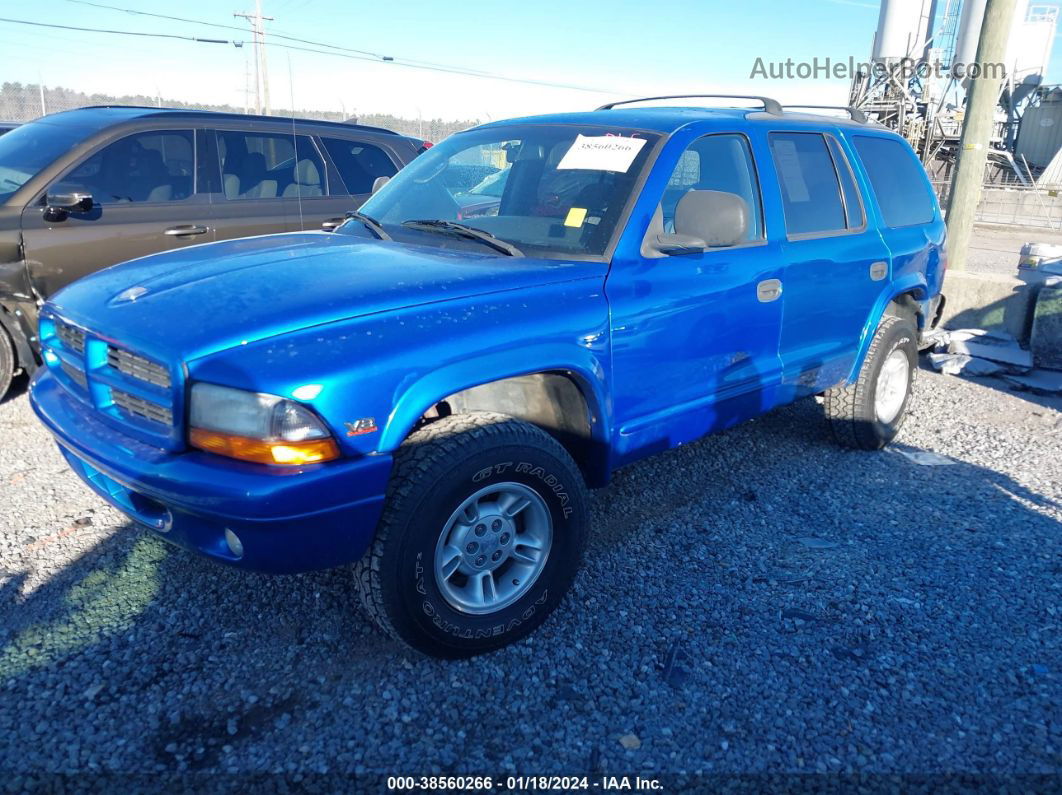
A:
[30, 368, 392, 573]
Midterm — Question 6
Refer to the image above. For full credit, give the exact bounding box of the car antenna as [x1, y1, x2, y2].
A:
[288, 55, 305, 232]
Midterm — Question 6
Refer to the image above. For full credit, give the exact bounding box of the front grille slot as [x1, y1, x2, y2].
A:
[61, 362, 88, 389]
[107, 346, 171, 388]
[112, 389, 174, 426]
[56, 323, 85, 354]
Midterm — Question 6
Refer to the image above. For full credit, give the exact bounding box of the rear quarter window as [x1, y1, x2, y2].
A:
[852, 136, 936, 228]
[768, 132, 848, 237]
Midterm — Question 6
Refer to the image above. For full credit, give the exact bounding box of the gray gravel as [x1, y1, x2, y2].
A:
[0, 364, 1060, 781]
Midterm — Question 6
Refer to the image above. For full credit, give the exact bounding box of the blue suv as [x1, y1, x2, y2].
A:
[30, 96, 946, 657]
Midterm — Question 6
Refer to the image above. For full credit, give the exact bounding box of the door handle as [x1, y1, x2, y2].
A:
[321, 217, 345, 231]
[757, 278, 783, 303]
[164, 225, 209, 237]
[870, 261, 888, 281]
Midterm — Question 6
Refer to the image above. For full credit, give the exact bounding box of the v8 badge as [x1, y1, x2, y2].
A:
[344, 417, 378, 436]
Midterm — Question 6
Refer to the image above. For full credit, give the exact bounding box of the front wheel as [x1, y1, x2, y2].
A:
[355, 411, 589, 658]
[0, 325, 14, 401]
[823, 315, 917, 450]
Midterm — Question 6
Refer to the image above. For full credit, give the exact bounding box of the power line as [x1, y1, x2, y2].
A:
[0, 15, 230, 44]
[63, 0, 388, 59]
[53, 1, 616, 93]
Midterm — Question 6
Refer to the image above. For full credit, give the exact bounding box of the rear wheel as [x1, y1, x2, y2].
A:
[355, 411, 589, 658]
[0, 325, 14, 401]
[824, 315, 917, 450]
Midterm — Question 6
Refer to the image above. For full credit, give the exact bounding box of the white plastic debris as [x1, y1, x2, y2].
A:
[928, 353, 1005, 376]
[1002, 370, 1062, 394]
[946, 328, 1016, 344]
[895, 450, 956, 466]
[947, 339, 1033, 371]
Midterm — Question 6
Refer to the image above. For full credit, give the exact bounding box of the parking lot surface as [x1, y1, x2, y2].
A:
[0, 365, 1059, 780]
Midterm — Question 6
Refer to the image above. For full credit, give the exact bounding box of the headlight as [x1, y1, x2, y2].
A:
[188, 383, 340, 466]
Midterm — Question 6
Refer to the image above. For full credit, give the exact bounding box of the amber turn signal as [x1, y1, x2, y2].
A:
[189, 428, 340, 466]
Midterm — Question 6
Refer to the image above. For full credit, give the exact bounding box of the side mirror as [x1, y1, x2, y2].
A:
[44, 193, 93, 222]
[674, 190, 750, 249]
[371, 176, 390, 195]
[649, 233, 707, 256]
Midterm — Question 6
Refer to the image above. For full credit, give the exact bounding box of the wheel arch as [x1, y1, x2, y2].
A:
[379, 349, 613, 488]
[848, 275, 928, 383]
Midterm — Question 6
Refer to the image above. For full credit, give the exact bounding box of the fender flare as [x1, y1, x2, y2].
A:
[378, 343, 611, 457]
[0, 301, 38, 375]
[847, 274, 928, 382]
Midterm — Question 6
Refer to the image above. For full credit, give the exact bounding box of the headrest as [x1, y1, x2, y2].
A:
[548, 141, 571, 167]
[294, 158, 321, 185]
[243, 152, 267, 176]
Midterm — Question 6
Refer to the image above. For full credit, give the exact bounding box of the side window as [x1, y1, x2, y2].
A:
[52, 130, 195, 204]
[852, 136, 936, 228]
[216, 131, 325, 200]
[827, 136, 865, 230]
[321, 137, 398, 195]
[661, 133, 764, 244]
[769, 132, 848, 237]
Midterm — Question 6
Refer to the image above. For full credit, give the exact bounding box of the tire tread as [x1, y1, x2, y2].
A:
[354, 411, 582, 647]
[824, 315, 914, 450]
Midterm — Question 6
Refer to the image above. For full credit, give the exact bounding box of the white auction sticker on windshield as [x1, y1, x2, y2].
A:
[556, 135, 647, 172]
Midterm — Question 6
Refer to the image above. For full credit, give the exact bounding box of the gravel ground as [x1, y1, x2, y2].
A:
[0, 364, 1059, 785]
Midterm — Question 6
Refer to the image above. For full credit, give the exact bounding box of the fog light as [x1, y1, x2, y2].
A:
[224, 529, 244, 559]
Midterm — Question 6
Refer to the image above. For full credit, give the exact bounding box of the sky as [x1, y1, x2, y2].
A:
[1, 0, 1061, 123]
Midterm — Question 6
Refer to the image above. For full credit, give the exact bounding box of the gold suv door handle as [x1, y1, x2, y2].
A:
[757, 278, 783, 302]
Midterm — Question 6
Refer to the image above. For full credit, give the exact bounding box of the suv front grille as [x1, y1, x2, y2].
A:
[56, 323, 85, 354]
[60, 361, 88, 389]
[107, 346, 171, 388]
[111, 389, 174, 426]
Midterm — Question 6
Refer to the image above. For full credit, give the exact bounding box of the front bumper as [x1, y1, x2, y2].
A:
[31, 368, 392, 574]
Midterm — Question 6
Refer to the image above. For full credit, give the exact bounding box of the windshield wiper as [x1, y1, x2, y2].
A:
[401, 219, 523, 257]
[344, 211, 391, 241]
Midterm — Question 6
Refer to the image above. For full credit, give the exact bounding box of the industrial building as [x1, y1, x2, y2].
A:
[850, 0, 1062, 193]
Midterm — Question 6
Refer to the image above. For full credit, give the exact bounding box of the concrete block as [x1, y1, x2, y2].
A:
[1031, 279, 1062, 369]
[940, 270, 1035, 343]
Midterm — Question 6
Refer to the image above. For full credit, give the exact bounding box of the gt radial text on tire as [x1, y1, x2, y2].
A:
[823, 314, 917, 450]
[355, 411, 589, 658]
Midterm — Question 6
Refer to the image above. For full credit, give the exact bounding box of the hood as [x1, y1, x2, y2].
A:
[47, 231, 601, 362]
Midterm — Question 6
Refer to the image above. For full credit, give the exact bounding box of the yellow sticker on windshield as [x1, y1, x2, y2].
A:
[564, 207, 587, 228]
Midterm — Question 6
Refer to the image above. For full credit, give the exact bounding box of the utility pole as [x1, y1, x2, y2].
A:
[242, 55, 252, 115]
[945, 0, 1017, 271]
[234, 0, 273, 115]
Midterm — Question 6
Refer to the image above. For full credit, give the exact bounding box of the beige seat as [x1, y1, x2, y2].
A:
[282, 158, 323, 198]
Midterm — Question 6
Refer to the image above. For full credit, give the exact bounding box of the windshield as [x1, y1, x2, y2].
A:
[357, 124, 660, 258]
[0, 119, 91, 204]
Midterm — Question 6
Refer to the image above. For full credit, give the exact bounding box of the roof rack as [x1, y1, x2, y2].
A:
[596, 94, 783, 115]
[68, 105, 404, 136]
[781, 105, 869, 124]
